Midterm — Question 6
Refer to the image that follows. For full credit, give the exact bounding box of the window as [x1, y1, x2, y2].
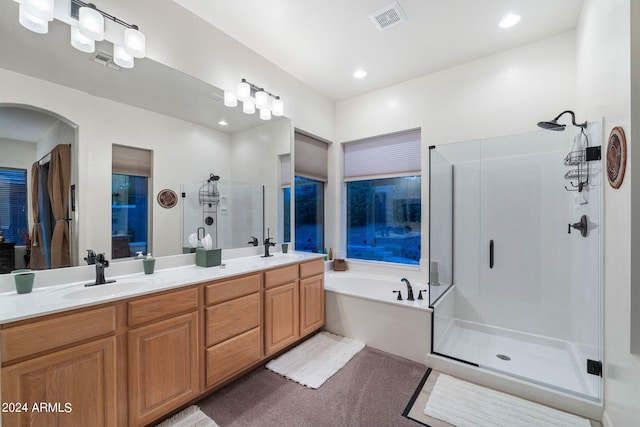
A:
[344, 129, 421, 265]
[294, 132, 328, 253]
[282, 187, 291, 243]
[295, 176, 324, 252]
[0, 168, 28, 245]
[346, 176, 421, 264]
[112, 145, 151, 259]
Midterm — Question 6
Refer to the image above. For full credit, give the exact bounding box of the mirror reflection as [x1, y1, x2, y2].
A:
[0, 2, 291, 273]
[182, 177, 264, 252]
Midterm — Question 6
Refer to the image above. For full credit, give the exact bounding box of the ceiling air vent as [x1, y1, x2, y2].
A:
[369, 1, 407, 31]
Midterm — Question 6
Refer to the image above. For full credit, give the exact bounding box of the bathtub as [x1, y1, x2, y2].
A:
[324, 271, 432, 364]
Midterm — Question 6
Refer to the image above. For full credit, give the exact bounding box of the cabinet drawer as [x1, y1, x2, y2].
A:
[1, 306, 116, 363]
[206, 293, 260, 347]
[205, 273, 261, 306]
[300, 259, 324, 279]
[206, 327, 261, 388]
[264, 264, 298, 289]
[128, 287, 198, 327]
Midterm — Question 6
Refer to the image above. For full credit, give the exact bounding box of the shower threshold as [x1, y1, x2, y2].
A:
[434, 319, 600, 401]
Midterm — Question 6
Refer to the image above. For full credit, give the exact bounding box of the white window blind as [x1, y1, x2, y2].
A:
[344, 129, 421, 180]
[294, 132, 328, 181]
[280, 154, 291, 186]
[112, 145, 152, 177]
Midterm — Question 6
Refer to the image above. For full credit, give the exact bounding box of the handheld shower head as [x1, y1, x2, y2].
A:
[537, 110, 587, 131]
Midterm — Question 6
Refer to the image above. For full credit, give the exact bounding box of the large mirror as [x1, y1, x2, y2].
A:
[0, 1, 291, 273]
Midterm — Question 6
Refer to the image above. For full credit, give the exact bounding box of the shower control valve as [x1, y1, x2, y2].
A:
[568, 214, 588, 238]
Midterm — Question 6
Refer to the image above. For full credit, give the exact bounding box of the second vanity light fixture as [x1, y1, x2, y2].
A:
[14, 0, 146, 69]
[224, 79, 284, 120]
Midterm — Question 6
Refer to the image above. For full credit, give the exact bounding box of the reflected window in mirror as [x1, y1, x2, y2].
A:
[282, 187, 291, 243]
[279, 153, 291, 243]
[0, 167, 28, 245]
[112, 145, 152, 259]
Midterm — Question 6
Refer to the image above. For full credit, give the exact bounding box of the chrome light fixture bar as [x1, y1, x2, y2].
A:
[224, 79, 284, 120]
[15, 0, 146, 69]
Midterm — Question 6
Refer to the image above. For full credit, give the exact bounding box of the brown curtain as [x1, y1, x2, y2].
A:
[47, 144, 71, 268]
[29, 162, 46, 270]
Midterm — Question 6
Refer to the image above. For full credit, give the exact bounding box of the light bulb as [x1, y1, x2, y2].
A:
[79, 5, 104, 41]
[272, 97, 284, 116]
[260, 108, 272, 120]
[224, 91, 237, 107]
[255, 90, 269, 109]
[70, 26, 95, 53]
[237, 81, 250, 101]
[18, 4, 48, 34]
[124, 27, 146, 58]
[113, 44, 134, 69]
[243, 100, 255, 114]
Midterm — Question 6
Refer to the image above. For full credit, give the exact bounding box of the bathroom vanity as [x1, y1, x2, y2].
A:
[0, 253, 325, 426]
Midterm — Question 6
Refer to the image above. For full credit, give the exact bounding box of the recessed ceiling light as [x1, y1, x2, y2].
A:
[499, 14, 521, 29]
[353, 69, 368, 79]
[218, 120, 228, 126]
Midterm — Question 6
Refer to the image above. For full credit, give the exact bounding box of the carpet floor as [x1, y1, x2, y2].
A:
[197, 346, 427, 427]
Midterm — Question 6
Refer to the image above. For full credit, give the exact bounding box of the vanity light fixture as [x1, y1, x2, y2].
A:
[224, 79, 284, 119]
[15, 0, 146, 68]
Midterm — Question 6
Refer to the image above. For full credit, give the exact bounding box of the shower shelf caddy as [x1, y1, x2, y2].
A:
[564, 149, 588, 192]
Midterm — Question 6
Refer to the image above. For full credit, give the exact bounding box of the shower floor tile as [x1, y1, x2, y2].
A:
[435, 320, 599, 400]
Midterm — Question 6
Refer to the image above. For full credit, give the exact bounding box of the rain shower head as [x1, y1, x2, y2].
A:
[537, 110, 587, 131]
[537, 120, 566, 131]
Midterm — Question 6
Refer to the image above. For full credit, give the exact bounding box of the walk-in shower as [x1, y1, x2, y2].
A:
[429, 122, 602, 401]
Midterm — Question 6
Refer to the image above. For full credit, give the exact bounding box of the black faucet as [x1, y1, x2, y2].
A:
[248, 236, 259, 246]
[401, 278, 415, 301]
[86, 253, 116, 287]
[262, 236, 276, 257]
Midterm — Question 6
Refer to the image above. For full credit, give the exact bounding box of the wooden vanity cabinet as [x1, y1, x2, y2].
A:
[264, 264, 300, 356]
[127, 287, 199, 427]
[299, 259, 325, 337]
[204, 273, 262, 388]
[1, 306, 118, 427]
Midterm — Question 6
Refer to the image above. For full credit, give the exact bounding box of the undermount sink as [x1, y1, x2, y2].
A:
[51, 278, 154, 300]
[261, 253, 304, 261]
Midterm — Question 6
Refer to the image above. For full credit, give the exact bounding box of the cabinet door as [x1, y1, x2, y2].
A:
[128, 311, 199, 427]
[264, 282, 299, 356]
[300, 274, 325, 337]
[1, 337, 116, 427]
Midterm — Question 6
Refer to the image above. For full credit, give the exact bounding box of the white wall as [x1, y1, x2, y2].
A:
[576, 0, 640, 425]
[335, 31, 577, 267]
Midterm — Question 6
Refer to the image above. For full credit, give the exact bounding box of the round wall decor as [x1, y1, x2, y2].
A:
[157, 189, 178, 208]
[606, 126, 627, 189]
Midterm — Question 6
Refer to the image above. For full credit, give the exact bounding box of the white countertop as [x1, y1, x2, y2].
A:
[0, 252, 324, 324]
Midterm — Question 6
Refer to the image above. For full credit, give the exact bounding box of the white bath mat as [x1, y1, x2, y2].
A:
[265, 331, 365, 389]
[155, 405, 219, 427]
[424, 374, 591, 427]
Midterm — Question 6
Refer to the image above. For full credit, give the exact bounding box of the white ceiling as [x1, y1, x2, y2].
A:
[174, 0, 585, 101]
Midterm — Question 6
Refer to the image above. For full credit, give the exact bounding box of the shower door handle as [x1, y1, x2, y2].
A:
[489, 240, 494, 269]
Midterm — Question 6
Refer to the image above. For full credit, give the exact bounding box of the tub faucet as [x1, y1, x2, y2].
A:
[401, 278, 415, 301]
[86, 253, 115, 287]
